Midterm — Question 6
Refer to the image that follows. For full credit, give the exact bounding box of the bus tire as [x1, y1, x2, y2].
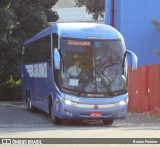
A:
[50, 105, 61, 125]
[27, 97, 35, 113]
[103, 119, 114, 125]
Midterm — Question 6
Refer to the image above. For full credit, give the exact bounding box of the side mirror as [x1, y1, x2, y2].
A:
[54, 48, 60, 70]
[126, 50, 138, 71]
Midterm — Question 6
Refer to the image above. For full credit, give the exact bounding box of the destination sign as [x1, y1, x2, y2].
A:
[68, 41, 91, 46]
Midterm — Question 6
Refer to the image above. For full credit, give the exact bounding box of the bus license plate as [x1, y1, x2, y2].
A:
[90, 112, 102, 117]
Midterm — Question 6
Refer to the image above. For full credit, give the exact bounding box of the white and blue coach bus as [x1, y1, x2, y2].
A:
[22, 23, 137, 125]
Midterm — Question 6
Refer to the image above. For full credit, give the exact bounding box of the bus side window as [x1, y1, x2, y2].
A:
[23, 35, 51, 64]
[52, 34, 59, 87]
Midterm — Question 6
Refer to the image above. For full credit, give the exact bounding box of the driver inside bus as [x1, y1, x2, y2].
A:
[64, 55, 82, 89]
[67, 59, 81, 78]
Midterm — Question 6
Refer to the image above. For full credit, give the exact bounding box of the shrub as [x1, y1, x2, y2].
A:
[0, 76, 22, 101]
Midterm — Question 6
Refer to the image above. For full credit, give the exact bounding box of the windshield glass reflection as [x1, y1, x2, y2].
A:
[60, 39, 127, 97]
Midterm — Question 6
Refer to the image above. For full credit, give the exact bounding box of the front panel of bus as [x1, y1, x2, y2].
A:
[53, 38, 129, 120]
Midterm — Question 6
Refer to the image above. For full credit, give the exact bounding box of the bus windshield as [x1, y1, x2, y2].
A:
[60, 39, 127, 97]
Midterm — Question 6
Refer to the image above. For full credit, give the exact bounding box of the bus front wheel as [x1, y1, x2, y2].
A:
[103, 119, 114, 125]
[50, 105, 62, 125]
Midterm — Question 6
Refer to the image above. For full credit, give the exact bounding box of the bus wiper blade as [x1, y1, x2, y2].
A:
[105, 92, 115, 97]
[109, 89, 127, 96]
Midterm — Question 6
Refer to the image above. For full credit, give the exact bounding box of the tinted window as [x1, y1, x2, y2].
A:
[23, 35, 51, 63]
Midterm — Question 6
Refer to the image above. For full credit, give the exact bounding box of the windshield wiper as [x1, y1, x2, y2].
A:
[109, 89, 127, 96]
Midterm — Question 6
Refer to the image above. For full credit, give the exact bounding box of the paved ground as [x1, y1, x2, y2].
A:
[0, 101, 160, 128]
[0, 102, 160, 146]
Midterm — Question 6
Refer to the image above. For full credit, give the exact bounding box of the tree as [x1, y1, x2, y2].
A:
[152, 19, 160, 55]
[11, 0, 59, 39]
[0, 0, 10, 8]
[76, 0, 105, 21]
[0, 7, 17, 78]
[152, 19, 160, 31]
[0, 0, 59, 100]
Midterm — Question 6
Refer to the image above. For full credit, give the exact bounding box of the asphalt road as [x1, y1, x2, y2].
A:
[0, 102, 160, 146]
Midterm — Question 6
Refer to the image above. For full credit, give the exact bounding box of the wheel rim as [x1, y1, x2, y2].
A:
[51, 106, 55, 121]
[29, 100, 32, 110]
[27, 97, 32, 110]
[27, 97, 30, 109]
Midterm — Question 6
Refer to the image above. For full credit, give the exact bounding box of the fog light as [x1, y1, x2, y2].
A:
[64, 110, 72, 117]
[117, 110, 126, 117]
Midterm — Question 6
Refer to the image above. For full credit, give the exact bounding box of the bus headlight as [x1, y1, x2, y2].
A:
[64, 99, 77, 105]
[118, 99, 128, 106]
[119, 101, 126, 105]
[57, 95, 78, 106]
[64, 100, 72, 105]
[65, 100, 72, 105]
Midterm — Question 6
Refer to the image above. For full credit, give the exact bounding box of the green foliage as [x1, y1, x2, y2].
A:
[0, 8, 16, 33]
[0, 0, 58, 101]
[19, 7, 48, 38]
[0, 76, 22, 101]
[0, 7, 19, 82]
[7, 76, 21, 88]
[0, 0, 10, 8]
[76, 0, 105, 21]
[12, 0, 59, 39]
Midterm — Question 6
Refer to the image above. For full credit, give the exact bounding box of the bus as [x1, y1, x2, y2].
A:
[22, 23, 137, 125]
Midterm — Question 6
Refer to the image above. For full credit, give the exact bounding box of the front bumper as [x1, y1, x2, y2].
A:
[54, 101, 128, 120]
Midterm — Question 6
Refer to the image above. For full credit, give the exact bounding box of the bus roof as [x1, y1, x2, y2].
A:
[24, 23, 123, 45]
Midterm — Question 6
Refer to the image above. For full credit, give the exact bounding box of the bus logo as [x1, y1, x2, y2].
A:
[94, 104, 99, 109]
[25, 63, 47, 78]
